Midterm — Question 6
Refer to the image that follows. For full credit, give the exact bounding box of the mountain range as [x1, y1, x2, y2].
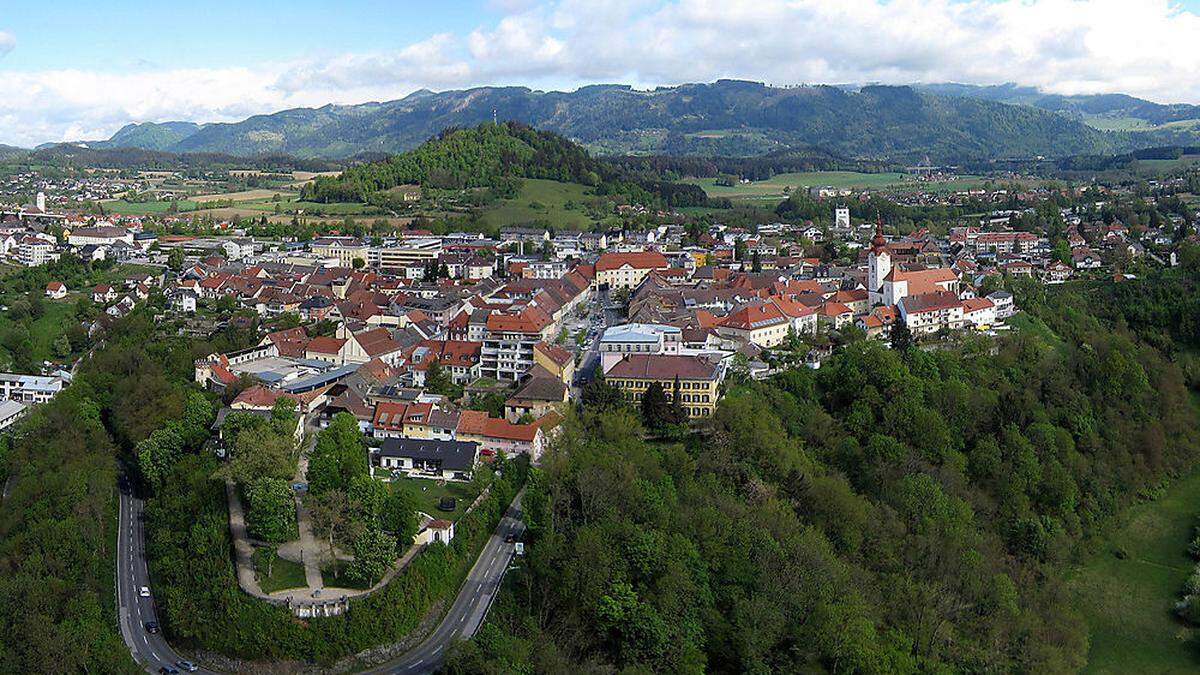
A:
[26, 80, 1200, 163]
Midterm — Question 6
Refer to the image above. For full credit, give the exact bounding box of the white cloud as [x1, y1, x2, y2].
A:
[4, 1, 1200, 147]
[0, 30, 15, 58]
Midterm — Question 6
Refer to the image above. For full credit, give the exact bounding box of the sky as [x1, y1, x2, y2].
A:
[3, 0, 1200, 147]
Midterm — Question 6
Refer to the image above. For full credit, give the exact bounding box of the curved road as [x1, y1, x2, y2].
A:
[362, 491, 526, 674]
[116, 475, 217, 674]
[118, 476, 525, 675]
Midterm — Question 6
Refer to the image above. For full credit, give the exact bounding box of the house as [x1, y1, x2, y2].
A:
[93, 284, 118, 304]
[987, 291, 1016, 319]
[0, 399, 27, 432]
[455, 410, 548, 460]
[717, 303, 791, 348]
[0, 373, 68, 403]
[68, 224, 132, 247]
[961, 297, 996, 328]
[377, 437, 479, 481]
[45, 281, 67, 299]
[414, 519, 455, 546]
[532, 341, 575, 385]
[897, 291, 964, 334]
[504, 369, 568, 421]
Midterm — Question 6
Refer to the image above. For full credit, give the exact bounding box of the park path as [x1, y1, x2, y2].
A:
[223, 413, 429, 605]
[225, 479, 267, 597]
[292, 446, 325, 590]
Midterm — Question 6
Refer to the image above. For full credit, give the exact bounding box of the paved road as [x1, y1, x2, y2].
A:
[362, 491, 527, 675]
[116, 475, 216, 674]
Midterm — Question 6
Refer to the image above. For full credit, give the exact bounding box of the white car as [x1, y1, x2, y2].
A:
[138, 586, 151, 598]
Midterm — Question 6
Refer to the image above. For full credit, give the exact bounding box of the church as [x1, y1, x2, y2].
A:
[867, 220, 959, 307]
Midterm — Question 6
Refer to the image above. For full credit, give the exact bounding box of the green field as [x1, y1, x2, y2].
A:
[101, 199, 200, 215]
[1081, 115, 1158, 132]
[253, 548, 307, 594]
[686, 171, 993, 201]
[477, 178, 607, 230]
[1069, 469, 1200, 673]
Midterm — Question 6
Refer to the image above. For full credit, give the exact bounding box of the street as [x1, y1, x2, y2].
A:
[362, 490, 527, 674]
[115, 475, 216, 674]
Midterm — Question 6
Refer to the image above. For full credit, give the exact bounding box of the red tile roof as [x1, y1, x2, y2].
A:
[595, 251, 669, 272]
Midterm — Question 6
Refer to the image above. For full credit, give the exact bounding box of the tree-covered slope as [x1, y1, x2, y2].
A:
[93, 121, 203, 152]
[93, 80, 1126, 161]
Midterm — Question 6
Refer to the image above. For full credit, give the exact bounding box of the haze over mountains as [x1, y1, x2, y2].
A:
[40, 80, 1200, 162]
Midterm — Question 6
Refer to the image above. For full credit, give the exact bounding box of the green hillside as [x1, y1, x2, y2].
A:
[83, 81, 1133, 162]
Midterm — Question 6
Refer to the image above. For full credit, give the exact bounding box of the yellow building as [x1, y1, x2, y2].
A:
[605, 354, 722, 418]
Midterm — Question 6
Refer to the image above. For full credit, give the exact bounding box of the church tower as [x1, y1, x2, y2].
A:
[867, 217, 890, 306]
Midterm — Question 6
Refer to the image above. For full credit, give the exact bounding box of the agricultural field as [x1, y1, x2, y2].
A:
[686, 171, 995, 202]
[1135, 155, 1200, 173]
[1068, 469, 1200, 674]
[191, 189, 296, 204]
[101, 198, 200, 215]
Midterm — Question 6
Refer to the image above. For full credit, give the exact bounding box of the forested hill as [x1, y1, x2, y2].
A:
[85, 80, 1132, 162]
[300, 122, 715, 208]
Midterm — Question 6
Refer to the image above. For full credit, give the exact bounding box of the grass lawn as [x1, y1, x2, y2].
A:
[252, 548, 307, 594]
[392, 476, 481, 522]
[1069, 469, 1200, 674]
[321, 560, 373, 590]
[478, 179, 605, 230]
[1008, 311, 1068, 355]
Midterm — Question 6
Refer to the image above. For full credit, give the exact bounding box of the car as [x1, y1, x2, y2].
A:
[158, 666, 179, 675]
[504, 533, 516, 543]
[138, 586, 151, 598]
[176, 660, 198, 672]
[144, 621, 160, 634]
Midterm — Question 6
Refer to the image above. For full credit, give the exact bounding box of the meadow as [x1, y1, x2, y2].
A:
[686, 171, 994, 202]
[1069, 469, 1200, 674]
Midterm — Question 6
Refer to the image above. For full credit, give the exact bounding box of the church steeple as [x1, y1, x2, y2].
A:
[869, 215, 887, 255]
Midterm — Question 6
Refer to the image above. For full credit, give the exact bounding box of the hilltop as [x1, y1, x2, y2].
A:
[82, 80, 1131, 162]
[300, 121, 713, 210]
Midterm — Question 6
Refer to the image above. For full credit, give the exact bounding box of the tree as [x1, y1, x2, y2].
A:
[244, 478, 296, 543]
[224, 421, 296, 484]
[307, 488, 352, 560]
[348, 473, 389, 527]
[53, 332, 71, 359]
[348, 529, 397, 586]
[352, 257, 366, 270]
[640, 382, 672, 429]
[307, 413, 367, 493]
[582, 371, 626, 411]
[425, 360, 463, 400]
[751, 249, 762, 273]
[381, 482, 419, 541]
[167, 248, 185, 271]
[890, 320, 914, 354]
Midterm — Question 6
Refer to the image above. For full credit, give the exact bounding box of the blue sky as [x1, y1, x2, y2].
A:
[3, 0, 1200, 146]
[0, 1, 493, 71]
